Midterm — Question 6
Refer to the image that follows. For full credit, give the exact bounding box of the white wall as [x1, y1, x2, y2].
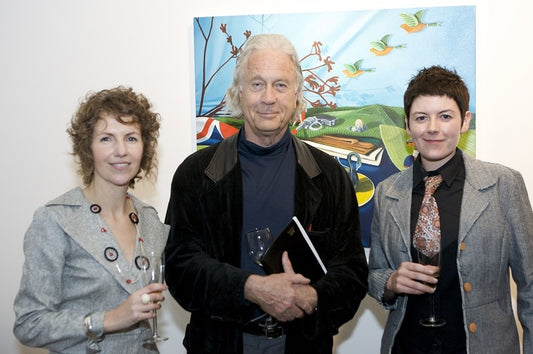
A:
[1, 1, 531, 353]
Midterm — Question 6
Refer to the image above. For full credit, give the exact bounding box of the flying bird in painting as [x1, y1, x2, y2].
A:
[369, 34, 406, 56]
[342, 59, 375, 78]
[399, 10, 440, 33]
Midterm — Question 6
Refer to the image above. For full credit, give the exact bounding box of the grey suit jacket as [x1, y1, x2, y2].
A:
[369, 153, 533, 354]
[14, 187, 169, 353]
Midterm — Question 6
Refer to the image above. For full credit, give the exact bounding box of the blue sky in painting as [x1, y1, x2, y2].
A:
[194, 6, 475, 116]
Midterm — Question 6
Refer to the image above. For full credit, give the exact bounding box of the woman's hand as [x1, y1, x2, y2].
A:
[102, 282, 167, 333]
[384, 261, 438, 300]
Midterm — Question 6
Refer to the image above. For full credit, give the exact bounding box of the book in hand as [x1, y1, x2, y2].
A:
[260, 216, 327, 283]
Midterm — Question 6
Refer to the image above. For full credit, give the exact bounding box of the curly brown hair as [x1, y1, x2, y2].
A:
[67, 86, 160, 188]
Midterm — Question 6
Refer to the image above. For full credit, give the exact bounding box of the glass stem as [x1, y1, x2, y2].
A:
[428, 294, 436, 321]
[152, 312, 159, 336]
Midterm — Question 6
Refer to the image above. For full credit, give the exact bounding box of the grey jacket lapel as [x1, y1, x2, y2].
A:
[50, 188, 145, 293]
[384, 170, 414, 253]
[459, 154, 495, 243]
[382, 153, 497, 255]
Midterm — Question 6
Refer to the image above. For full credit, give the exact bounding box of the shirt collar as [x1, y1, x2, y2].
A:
[413, 149, 464, 188]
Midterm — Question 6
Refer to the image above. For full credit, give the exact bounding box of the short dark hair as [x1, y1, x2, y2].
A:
[67, 86, 160, 188]
[404, 66, 470, 124]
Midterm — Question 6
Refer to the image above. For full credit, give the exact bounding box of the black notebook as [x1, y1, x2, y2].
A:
[261, 216, 327, 282]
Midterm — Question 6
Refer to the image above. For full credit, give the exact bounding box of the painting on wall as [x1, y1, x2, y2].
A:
[193, 6, 476, 246]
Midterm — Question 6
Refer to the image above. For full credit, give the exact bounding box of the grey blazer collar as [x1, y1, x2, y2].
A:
[383, 152, 496, 247]
[47, 188, 165, 293]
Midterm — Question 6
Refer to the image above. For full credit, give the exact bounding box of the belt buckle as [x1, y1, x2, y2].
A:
[259, 320, 284, 339]
[244, 317, 284, 338]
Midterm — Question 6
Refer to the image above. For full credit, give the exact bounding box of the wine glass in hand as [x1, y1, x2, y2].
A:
[246, 228, 283, 338]
[415, 237, 446, 327]
[141, 251, 168, 343]
[246, 227, 272, 266]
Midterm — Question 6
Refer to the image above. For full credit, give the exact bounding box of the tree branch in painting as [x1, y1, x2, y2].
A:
[195, 18, 339, 117]
[195, 17, 251, 117]
[300, 41, 340, 110]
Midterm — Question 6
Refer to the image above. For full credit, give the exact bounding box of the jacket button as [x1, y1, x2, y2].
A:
[460, 242, 466, 251]
[464, 282, 472, 292]
[469, 322, 477, 332]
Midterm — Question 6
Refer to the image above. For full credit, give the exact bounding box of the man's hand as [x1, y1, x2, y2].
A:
[244, 252, 317, 321]
[281, 251, 318, 314]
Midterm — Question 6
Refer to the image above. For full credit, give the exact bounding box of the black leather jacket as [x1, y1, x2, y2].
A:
[165, 131, 368, 353]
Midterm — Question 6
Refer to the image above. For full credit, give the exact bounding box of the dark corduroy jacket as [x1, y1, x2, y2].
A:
[165, 131, 368, 353]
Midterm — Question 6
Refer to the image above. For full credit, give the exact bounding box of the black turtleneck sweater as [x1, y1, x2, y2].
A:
[239, 127, 296, 275]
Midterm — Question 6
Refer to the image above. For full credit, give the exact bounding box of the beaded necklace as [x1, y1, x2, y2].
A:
[90, 195, 146, 285]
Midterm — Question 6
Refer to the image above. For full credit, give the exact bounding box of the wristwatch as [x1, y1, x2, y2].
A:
[83, 313, 103, 341]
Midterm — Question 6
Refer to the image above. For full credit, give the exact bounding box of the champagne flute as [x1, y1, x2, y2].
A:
[415, 238, 446, 327]
[246, 228, 284, 338]
[141, 251, 168, 343]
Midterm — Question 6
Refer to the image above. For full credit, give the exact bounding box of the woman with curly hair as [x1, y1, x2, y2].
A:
[14, 86, 169, 353]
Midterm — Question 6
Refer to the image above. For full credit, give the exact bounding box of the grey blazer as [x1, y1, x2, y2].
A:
[14, 187, 169, 353]
[369, 153, 533, 354]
